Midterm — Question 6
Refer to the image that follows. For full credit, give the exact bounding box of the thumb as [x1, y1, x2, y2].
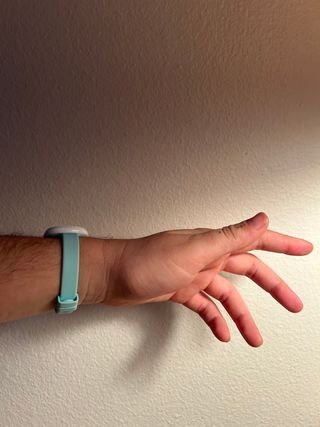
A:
[190, 212, 269, 263]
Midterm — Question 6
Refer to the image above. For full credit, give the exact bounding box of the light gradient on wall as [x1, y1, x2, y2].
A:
[0, 1, 319, 426]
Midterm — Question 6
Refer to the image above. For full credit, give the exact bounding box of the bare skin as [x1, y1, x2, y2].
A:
[0, 212, 313, 348]
[101, 212, 313, 347]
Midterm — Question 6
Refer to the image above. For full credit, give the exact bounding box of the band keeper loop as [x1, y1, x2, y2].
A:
[55, 294, 79, 314]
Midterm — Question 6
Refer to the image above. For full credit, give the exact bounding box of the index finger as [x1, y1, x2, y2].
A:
[243, 230, 313, 256]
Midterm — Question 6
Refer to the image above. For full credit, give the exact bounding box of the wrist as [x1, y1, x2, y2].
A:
[78, 237, 107, 305]
[78, 237, 125, 306]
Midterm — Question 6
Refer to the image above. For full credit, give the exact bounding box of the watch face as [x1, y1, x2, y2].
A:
[44, 226, 89, 237]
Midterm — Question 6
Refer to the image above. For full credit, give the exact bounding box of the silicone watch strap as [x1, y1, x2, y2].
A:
[56, 233, 79, 313]
[44, 226, 89, 314]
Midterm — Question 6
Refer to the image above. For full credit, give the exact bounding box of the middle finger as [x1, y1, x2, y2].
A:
[223, 253, 303, 313]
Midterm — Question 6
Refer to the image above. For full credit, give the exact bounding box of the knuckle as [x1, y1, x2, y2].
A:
[245, 254, 259, 279]
[220, 225, 238, 241]
[218, 282, 234, 303]
[197, 301, 210, 316]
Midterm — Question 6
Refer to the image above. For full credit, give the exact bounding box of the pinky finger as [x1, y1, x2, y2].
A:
[183, 292, 231, 343]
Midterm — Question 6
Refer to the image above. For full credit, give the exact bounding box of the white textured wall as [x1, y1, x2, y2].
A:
[0, 1, 319, 426]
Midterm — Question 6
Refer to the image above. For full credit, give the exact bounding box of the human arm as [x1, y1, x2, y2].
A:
[0, 212, 314, 347]
[0, 235, 115, 323]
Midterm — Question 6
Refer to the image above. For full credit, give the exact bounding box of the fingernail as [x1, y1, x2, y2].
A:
[246, 212, 266, 229]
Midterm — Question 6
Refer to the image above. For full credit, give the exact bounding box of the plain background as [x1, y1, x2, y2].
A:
[0, 1, 319, 426]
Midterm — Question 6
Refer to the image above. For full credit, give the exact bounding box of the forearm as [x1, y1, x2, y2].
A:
[0, 235, 110, 324]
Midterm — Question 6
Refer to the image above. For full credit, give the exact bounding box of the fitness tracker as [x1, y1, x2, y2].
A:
[43, 226, 89, 314]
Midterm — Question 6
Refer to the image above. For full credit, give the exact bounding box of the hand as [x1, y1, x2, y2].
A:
[101, 212, 313, 347]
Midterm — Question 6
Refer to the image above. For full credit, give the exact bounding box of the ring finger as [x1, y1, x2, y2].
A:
[204, 274, 264, 347]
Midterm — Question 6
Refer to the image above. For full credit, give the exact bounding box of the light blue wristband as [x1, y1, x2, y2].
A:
[43, 226, 89, 314]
